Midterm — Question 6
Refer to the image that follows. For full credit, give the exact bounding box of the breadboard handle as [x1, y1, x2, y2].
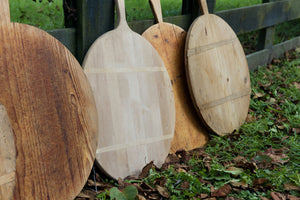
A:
[198, 0, 209, 15]
[0, 0, 11, 24]
[115, 0, 129, 28]
[149, 0, 163, 23]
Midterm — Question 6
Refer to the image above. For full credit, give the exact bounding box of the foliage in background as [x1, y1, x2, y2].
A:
[215, 0, 261, 11]
[125, 0, 182, 21]
[9, 0, 63, 30]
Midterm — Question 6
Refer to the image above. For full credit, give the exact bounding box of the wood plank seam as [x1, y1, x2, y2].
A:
[0, 172, 15, 186]
[198, 90, 251, 110]
[187, 37, 238, 57]
[84, 67, 167, 73]
[96, 134, 173, 154]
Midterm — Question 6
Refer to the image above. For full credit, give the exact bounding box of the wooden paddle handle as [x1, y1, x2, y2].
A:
[115, 0, 129, 28]
[149, 0, 163, 23]
[0, 0, 10, 24]
[198, 0, 209, 15]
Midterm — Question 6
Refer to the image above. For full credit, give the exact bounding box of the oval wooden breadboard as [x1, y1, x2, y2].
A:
[142, 0, 209, 153]
[83, 0, 175, 179]
[185, 0, 251, 136]
[0, 105, 15, 200]
[0, 0, 98, 199]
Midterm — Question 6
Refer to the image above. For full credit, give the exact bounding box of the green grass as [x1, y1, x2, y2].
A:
[125, 0, 182, 21]
[215, 0, 261, 11]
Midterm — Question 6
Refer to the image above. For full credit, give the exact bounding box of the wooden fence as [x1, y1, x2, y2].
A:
[47, 0, 300, 70]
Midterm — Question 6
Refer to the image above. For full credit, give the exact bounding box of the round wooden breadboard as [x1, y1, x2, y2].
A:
[185, 0, 251, 135]
[142, 0, 209, 152]
[0, 105, 15, 200]
[83, 0, 175, 179]
[0, 0, 98, 199]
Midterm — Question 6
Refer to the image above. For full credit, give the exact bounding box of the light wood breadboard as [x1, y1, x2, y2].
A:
[83, 0, 175, 179]
[185, 0, 251, 135]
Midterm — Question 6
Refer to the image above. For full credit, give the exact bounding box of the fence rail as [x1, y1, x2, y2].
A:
[47, 0, 300, 70]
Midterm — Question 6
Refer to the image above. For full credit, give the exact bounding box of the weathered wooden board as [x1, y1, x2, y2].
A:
[75, 0, 115, 63]
[0, 0, 98, 199]
[142, 0, 208, 153]
[83, 0, 175, 179]
[185, 0, 251, 135]
[0, 105, 15, 200]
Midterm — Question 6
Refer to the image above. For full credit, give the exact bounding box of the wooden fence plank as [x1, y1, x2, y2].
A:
[48, 28, 76, 55]
[128, 0, 300, 34]
[218, 0, 300, 34]
[247, 36, 300, 70]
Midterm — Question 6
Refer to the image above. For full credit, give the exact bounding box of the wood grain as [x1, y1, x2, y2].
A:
[143, 0, 208, 153]
[185, 0, 251, 136]
[83, 0, 175, 179]
[0, 0, 98, 199]
[0, 105, 15, 200]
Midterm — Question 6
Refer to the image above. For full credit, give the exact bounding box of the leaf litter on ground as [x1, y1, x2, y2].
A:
[76, 49, 300, 200]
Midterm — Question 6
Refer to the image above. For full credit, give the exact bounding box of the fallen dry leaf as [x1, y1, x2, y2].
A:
[138, 194, 146, 200]
[230, 180, 248, 188]
[164, 153, 180, 164]
[271, 192, 286, 200]
[276, 125, 285, 130]
[292, 128, 300, 134]
[225, 166, 244, 176]
[174, 163, 190, 171]
[246, 114, 256, 123]
[153, 176, 167, 187]
[87, 179, 114, 189]
[180, 180, 189, 189]
[287, 194, 300, 200]
[139, 161, 156, 179]
[235, 157, 258, 172]
[177, 168, 187, 173]
[200, 193, 209, 198]
[225, 197, 240, 200]
[292, 82, 300, 89]
[253, 178, 270, 185]
[260, 196, 270, 200]
[253, 92, 265, 99]
[210, 185, 216, 193]
[156, 185, 169, 198]
[259, 147, 290, 165]
[175, 149, 191, 163]
[269, 98, 277, 104]
[139, 182, 155, 193]
[199, 177, 212, 185]
[211, 184, 232, 197]
[284, 182, 300, 191]
[77, 190, 96, 198]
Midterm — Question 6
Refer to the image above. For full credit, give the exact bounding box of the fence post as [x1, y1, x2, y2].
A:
[75, 0, 115, 63]
[182, 0, 216, 20]
[257, 0, 279, 50]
